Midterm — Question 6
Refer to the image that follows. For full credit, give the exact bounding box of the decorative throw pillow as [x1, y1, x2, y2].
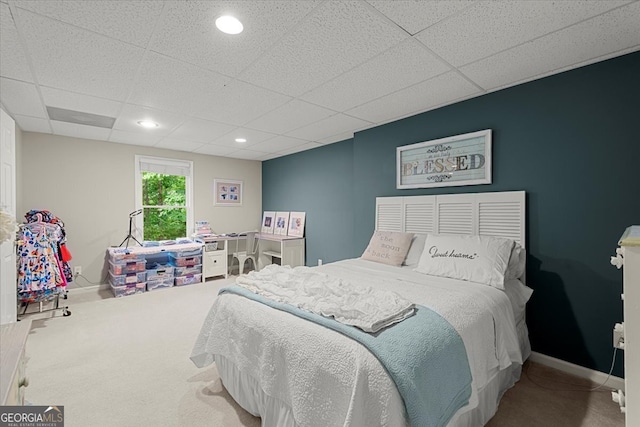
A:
[403, 233, 427, 267]
[361, 230, 414, 267]
[505, 244, 526, 280]
[415, 234, 515, 289]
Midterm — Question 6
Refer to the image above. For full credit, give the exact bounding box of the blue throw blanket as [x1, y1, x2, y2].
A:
[220, 285, 472, 427]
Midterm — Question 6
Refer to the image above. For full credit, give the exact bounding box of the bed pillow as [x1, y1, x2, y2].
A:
[505, 244, 526, 279]
[403, 233, 427, 267]
[361, 230, 414, 267]
[415, 234, 515, 289]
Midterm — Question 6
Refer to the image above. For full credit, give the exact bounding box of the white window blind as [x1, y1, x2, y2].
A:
[138, 157, 190, 177]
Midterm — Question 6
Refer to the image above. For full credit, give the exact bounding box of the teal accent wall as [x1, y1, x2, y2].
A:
[262, 51, 640, 376]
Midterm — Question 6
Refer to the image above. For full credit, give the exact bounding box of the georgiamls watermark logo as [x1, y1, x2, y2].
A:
[1, 406, 64, 427]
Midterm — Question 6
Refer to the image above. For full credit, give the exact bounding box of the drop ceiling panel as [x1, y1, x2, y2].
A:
[41, 86, 122, 118]
[127, 52, 231, 116]
[317, 131, 354, 145]
[301, 38, 450, 111]
[109, 129, 161, 146]
[167, 118, 235, 144]
[193, 143, 237, 157]
[416, 1, 633, 67]
[112, 104, 184, 136]
[0, 78, 46, 118]
[151, 1, 321, 77]
[12, 114, 50, 133]
[286, 113, 372, 142]
[225, 148, 270, 160]
[14, 0, 164, 47]
[460, 2, 640, 91]
[0, 3, 33, 83]
[16, 8, 144, 101]
[244, 100, 335, 135]
[154, 138, 205, 153]
[192, 80, 291, 126]
[366, 0, 473, 35]
[249, 135, 310, 153]
[209, 127, 277, 148]
[276, 141, 323, 157]
[347, 72, 481, 124]
[51, 121, 111, 141]
[239, 1, 408, 97]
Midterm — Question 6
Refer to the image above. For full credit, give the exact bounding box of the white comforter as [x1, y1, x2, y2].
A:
[191, 259, 523, 427]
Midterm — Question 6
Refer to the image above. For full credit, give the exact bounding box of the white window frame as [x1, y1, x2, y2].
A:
[134, 155, 194, 242]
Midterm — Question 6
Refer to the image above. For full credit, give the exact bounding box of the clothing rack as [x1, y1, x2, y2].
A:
[16, 211, 72, 318]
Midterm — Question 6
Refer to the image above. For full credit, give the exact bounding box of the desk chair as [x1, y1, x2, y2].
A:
[230, 232, 259, 275]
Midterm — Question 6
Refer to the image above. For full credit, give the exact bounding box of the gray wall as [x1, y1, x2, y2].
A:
[20, 133, 262, 286]
[263, 51, 640, 377]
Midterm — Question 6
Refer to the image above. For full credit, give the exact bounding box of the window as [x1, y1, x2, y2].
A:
[135, 156, 193, 241]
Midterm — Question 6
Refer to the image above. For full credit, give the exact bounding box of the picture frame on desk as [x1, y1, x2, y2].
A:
[274, 212, 289, 235]
[287, 212, 305, 237]
[214, 179, 242, 206]
[261, 211, 275, 234]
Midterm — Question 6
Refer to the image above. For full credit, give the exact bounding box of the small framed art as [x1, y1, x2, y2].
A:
[274, 212, 290, 235]
[287, 212, 305, 237]
[214, 179, 243, 206]
[261, 211, 275, 234]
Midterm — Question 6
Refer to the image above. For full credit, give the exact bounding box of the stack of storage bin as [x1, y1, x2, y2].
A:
[170, 247, 203, 286]
[109, 252, 146, 297]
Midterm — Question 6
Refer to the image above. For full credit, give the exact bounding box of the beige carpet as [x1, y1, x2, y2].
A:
[22, 280, 624, 427]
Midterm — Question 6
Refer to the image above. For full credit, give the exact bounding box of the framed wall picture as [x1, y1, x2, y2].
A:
[274, 211, 290, 235]
[287, 212, 306, 237]
[261, 211, 275, 234]
[214, 179, 243, 206]
[397, 129, 492, 189]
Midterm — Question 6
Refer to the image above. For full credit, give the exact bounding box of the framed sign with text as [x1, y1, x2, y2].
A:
[397, 129, 492, 189]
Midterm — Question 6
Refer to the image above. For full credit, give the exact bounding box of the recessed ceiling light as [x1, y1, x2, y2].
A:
[216, 15, 243, 35]
[137, 120, 158, 129]
[235, 138, 247, 143]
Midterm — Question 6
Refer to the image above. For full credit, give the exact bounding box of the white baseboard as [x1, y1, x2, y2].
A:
[529, 351, 625, 391]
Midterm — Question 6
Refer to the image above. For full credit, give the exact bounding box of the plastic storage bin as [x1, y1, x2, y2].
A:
[169, 254, 202, 267]
[146, 263, 175, 278]
[109, 259, 146, 275]
[175, 273, 202, 286]
[109, 250, 145, 263]
[173, 264, 202, 276]
[109, 270, 146, 286]
[171, 248, 202, 257]
[146, 275, 174, 291]
[111, 282, 146, 297]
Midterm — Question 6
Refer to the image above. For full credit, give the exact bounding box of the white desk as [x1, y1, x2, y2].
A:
[257, 234, 305, 269]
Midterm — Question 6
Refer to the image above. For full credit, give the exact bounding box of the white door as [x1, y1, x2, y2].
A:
[0, 108, 17, 325]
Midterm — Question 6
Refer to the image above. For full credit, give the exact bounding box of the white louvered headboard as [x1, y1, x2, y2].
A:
[375, 191, 526, 247]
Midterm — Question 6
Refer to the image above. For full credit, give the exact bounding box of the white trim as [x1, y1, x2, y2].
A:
[528, 351, 625, 391]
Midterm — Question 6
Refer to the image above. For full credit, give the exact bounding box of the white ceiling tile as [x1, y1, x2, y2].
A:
[51, 121, 111, 141]
[317, 131, 354, 145]
[40, 86, 122, 118]
[128, 52, 231, 116]
[460, 2, 640, 91]
[108, 129, 160, 146]
[244, 100, 335, 135]
[154, 138, 205, 153]
[347, 72, 481, 124]
[209, 127, 277, 148]
[239, 1, 408, 96]
[286, 113, 371, 142]
[0, 3, 34, 83]
[193, 144, 237, 157]
[113, 104, 185, 136]
[276, 142, 323, 157]
[366, 0, 473, 35]
[301, 38, 450, 111]
[12, 114, 51, 133]
[193, 80, 291, 126]
[0, 78, 46, 118]
[167, 118, 235, 144]
[151, 1, 321, 77]
[249, 135, 310, 153]
[16, 8, 144, 101]
[14, 0, 164, 47]
[224, 149, 268, 160]
[416, 0, 632, 67]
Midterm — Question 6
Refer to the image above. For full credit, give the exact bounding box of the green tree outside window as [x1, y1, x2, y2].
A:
[142, 172, 187, 241]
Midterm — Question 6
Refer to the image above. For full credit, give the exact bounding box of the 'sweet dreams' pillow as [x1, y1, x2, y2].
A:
[361, 230, 414, 267]
[415, 234, 515, 289]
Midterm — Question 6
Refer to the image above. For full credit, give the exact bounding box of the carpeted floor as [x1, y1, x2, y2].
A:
[22, 280, 624, 427]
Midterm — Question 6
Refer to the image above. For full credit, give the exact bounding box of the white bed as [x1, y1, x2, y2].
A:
[191, 191, 532, 426]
